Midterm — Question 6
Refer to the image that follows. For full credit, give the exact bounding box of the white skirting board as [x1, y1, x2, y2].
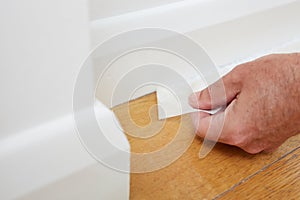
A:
[0, 102, 130, 200]
[90, 0, 297, 46]
[92, 1, 300, 118]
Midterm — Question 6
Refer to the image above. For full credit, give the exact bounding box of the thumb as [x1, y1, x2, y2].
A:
[191, 98, 238, 144]
[189, 68, 242, 110]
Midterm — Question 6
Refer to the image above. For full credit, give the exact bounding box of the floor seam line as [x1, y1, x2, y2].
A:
[212, 145, 300, 200]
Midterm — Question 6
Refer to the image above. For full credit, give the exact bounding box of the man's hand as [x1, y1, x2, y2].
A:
[189, 53, 300, 154]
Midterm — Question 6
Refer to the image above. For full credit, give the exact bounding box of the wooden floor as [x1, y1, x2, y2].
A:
[113, 93, 300, 200]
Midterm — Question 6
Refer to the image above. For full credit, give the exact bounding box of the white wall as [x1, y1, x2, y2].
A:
[0, 0, 90, 139]
[90, 0, 296, 47]
[89, 0, 183, 20]
[0, 0, 130, 199]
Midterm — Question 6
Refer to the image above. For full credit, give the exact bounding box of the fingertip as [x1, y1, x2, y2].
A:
[189, 88, 213, 109]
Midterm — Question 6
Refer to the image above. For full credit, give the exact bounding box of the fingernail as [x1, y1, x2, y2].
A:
[189, 93, 199, 108]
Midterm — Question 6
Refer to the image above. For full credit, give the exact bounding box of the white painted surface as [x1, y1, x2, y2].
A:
[90, 0, 297, 47]
[188, 1, 300, 72]
[93, 1, 300, 111]
[0, 103, 130, 200]
[1, 0, 300, 199]
[0, 0, 130, 199]
[89, 0, 183, 20]
[0, 0, 90, 138]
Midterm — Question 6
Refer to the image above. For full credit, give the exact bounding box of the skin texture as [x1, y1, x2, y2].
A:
[189, 53, 300, 154]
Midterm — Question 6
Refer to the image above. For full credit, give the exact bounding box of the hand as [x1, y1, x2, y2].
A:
[189, 53, 300, 154]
